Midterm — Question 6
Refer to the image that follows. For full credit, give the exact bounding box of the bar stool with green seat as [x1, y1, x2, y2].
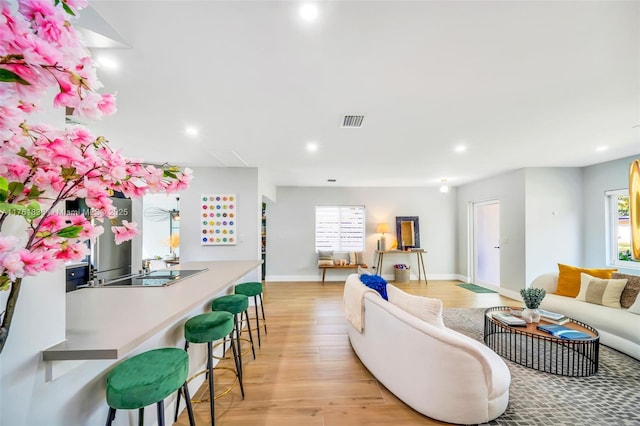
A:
[234, 282, 267, 347]
[105, 347, 195, 426]
[174, 310, 243, 424]
[211, 294, 255, 382]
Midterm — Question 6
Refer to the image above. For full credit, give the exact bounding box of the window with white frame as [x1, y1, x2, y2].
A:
[606, 189, 640, 267]
[315, 205, 365, 252]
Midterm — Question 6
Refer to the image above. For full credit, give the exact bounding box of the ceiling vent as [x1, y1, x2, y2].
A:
[341, 115, 364, 128]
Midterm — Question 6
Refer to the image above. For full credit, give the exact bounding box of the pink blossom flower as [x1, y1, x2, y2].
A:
[54, 241, 89, 262]
[0, 236, 21, 253]
[112, 220, 139, 245]
[1, 252, 25, 281]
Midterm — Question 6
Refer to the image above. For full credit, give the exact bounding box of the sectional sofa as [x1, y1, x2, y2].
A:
[343, 274, 510, 424]
[532, 272, 640, 360]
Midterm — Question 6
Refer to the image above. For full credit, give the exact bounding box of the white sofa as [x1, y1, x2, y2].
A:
[532, 273, 640, 360]
[343, 274, 510, 425]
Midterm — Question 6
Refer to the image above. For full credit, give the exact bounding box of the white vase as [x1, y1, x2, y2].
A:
[522, 308, 541, 324]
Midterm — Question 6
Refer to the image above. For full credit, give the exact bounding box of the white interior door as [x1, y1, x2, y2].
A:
[473, 201, 500, 287]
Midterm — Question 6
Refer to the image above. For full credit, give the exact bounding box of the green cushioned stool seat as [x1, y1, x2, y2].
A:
[106, 348, 195, 426]
[107, 348, 188, 409]
[185, 311, 233, 344]
[211, 294, 249, 315]
[234, 281, 268, 348]
[234, 282, 263, 297]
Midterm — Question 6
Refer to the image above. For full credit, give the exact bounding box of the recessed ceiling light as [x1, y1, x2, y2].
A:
[185, 126, 199, 137]
[455, 145, 467, 153]
[96, 55, 118, 70]
[306, 142, 318, 152]
[596, 145, 608, 152]
[299, 4, 318, 21]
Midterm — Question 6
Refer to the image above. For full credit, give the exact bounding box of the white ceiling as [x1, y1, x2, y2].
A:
[85, 0, 640, 188]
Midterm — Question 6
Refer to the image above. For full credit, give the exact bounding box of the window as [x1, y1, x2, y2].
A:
[606, 189, 640, 267]
[315, 206, 365, 252]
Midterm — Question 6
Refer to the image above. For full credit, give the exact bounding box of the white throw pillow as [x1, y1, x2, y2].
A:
[386, 284, 444, 327]
[576, 273, 627, 309]
[628, 295, 640, 315]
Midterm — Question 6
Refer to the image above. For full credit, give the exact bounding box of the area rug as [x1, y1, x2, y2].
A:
[443, 308, 640, 426]
[456, 283, 497, 293]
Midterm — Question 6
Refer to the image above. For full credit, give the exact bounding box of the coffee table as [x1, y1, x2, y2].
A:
[484, 306, 599, 377]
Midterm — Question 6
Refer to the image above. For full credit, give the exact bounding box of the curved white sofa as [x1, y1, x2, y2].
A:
[344, 274, 510, 425]
[532, 273, 640, 360]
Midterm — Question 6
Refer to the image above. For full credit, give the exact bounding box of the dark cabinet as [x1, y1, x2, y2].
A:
[66, 265, 87, 292]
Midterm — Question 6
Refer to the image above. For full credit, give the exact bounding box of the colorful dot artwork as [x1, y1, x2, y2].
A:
[200, 194, 237, 245]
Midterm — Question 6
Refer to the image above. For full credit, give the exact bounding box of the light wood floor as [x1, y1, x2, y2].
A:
[176, 279, 515, 426]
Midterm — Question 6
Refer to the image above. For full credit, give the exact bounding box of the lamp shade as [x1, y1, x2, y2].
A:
[376, 223, 390, 234]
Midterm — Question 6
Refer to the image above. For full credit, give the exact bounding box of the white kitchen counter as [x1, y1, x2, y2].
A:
[43, 260, 261, 361]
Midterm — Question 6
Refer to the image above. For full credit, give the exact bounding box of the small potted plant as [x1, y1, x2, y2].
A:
[520, 287, 547, 323]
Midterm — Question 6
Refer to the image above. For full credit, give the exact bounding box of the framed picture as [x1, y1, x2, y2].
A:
[200, 194, 237, 245]
[395, 216, 420, 249]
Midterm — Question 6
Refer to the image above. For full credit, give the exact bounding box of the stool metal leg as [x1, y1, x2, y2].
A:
[182, 382, 196, 426]
[106, 408, 116, 426]
[253, 295, 262, 347]
[138, 407, 144, 426]
[259, 294, 267, 335]
[156, 401, 165, 426]
[233, 314, 243, 377]
[174, 341, 190, 423]
[229, 328, 245, 399]
[207, 341, 215, 424]
[244, 309, 256, 359]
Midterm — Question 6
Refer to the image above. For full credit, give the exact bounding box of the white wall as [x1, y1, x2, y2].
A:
[583, 154, 640, 272]
[456, 170, 526, 293]
[179, 167, 262, 282]
[524, 168, 582, 285]
[266, 186, 457, 281]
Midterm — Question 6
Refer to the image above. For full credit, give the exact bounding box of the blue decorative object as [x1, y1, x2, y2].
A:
[359, 274, 388, 300]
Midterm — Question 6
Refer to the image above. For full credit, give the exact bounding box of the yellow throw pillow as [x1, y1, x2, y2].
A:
[555, 264, 617, 297]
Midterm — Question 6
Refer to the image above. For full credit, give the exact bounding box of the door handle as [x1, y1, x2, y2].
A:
[494, 246, 500, 249]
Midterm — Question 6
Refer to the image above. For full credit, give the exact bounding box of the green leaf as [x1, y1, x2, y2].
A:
[163, 170, 178, 179]
[62, 2, 75, 16]
[17, 147, 32, 161]
[8, 182, 24, 196]
[0, 202, 27, 217]
[61, 167, 78, 180]
[23, 201, 41, 220]
[0, 68, 30, 85]
[56, 225, 83, 238]
[0, 276, 10, 291]
[54, 0, 60, 5]
[0, 177, 7, 202]
[27, 186, 44, 199]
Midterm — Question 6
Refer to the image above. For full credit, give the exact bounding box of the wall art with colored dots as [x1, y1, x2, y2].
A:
[200, 194, 237, 245]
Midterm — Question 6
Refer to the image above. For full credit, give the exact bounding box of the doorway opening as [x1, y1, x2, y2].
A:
[471, 200, 500, 288]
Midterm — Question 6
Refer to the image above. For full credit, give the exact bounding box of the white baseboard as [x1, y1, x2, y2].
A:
[265, 273, 462, 282]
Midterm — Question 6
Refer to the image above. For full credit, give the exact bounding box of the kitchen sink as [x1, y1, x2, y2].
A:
[101, 269, 208, 287]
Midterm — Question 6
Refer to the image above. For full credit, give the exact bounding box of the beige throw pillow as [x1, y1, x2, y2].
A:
[628, 295, 640, 315]
[611, 273, 640, 308]
[386, 284, 444, 327]
[576, 273, 627, 309]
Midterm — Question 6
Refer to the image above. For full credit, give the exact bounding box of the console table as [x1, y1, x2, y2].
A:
[375, 249, 427, 283]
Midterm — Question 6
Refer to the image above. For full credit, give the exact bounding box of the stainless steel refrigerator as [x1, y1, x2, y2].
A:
[92, 197, 132, 282]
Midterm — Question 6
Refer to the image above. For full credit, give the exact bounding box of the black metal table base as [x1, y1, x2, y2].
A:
[484, 306, 599, 377]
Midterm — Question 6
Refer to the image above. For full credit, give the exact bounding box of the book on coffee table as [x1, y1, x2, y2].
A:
[538, 309, 570, 325]
[536, 324, 591, 339]
[492, 312, 527, 327]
